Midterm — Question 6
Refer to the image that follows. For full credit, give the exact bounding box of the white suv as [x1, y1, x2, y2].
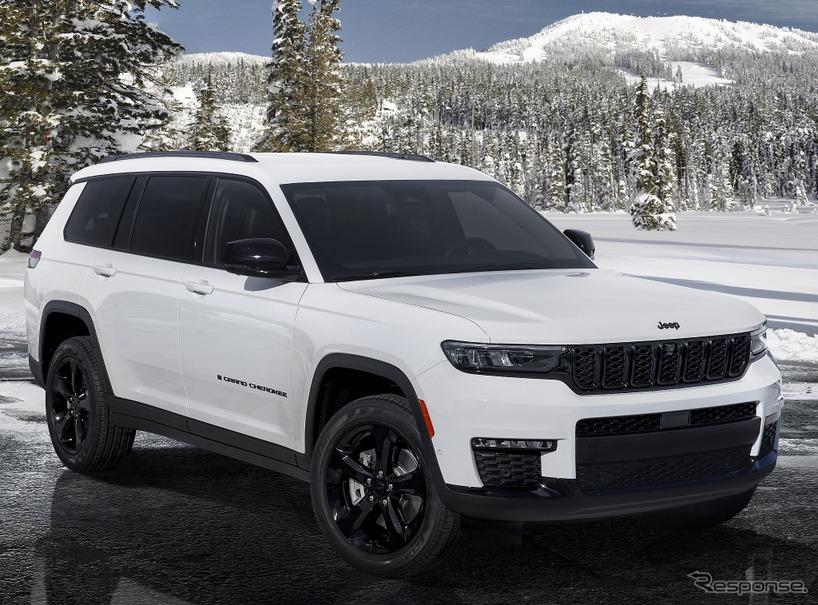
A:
[25, 151, 782, 577]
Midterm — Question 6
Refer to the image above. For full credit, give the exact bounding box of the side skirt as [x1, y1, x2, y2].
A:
[109, 397, 310, 482]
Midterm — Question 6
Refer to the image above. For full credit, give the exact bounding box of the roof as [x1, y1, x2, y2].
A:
[70, 152, 492, 186]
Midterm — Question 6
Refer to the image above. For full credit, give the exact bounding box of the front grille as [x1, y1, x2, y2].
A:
[473, 451, 541, 487]
[576, 402, 757, 437]
[577, 445, 751, 495]
[758, 421, 779, 458]
[569, 333, 752, 393]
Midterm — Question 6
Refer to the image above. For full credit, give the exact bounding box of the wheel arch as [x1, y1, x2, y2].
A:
[302, 354, 441, 480]
[37, 300, 112, 393]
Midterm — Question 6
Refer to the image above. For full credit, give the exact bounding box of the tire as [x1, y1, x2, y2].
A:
[641, 487, 756, 530]
[45, 336, 135, 473]
[310, 394, 462, 578]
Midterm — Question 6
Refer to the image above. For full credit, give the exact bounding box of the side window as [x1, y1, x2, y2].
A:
[64, 177, 134, 247]
[211, 179, 292, 266]
[130, 175, 210, 262]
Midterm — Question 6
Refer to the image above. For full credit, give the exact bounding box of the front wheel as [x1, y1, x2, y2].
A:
[310, 394, 462, 577]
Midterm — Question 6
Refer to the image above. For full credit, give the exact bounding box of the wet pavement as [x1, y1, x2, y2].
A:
[0, 363, 816, 605]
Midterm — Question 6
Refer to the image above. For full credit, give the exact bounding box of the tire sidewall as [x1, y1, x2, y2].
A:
[45, 338, 107, 470]
[310, 397, 452, 575]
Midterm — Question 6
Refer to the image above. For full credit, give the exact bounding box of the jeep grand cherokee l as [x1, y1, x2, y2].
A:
[25, 150, 782, 577]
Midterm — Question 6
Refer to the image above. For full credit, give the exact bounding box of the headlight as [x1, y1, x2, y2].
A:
[750, 323, 767, 358]
[441, 341, 565, 374]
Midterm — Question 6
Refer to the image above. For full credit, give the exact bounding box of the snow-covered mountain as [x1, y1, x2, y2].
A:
[431, 12, 818, 65]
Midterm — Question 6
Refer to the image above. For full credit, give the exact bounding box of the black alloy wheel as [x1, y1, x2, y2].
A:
[45, 336, 135, 472]
[49, 357, 92, 454]
[325, 423, 427, 554]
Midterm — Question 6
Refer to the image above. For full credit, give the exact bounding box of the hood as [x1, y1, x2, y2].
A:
[340, 269, 765, 344]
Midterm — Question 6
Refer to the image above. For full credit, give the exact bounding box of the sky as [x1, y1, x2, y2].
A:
[146, 0, 818, 63]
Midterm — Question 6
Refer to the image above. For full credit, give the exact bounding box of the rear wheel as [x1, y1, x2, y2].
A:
[310, 394, 462, 577]
[641, 488, 756, 530]
[45, 337, 135, 472]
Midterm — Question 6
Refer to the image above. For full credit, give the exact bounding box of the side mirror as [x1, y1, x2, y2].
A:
[563, 229, 595, 259]
[223, 238, 298, 279]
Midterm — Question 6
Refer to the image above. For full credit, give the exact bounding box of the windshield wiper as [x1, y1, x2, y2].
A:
[330, 270, 419, 282]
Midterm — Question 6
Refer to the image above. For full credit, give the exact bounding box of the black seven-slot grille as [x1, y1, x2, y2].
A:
[570, 333, 751, 393]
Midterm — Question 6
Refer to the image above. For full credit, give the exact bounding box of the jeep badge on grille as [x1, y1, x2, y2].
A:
[657, 321, 680, 330]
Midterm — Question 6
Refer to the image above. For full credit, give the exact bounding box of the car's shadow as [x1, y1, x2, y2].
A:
[37, 441, 816, 605]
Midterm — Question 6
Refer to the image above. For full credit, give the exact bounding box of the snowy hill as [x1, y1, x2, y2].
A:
[432, 12, 818, 65]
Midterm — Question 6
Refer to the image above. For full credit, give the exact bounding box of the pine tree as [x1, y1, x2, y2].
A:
[634, 76, 655, 195]
[629, 76, 675, 230]
[0, 0, 63, 249]
[0, 0, 182, 250]
[547, 137, 567, 210]
[190, 71, 231, 151]
[256, 0, 306, 151]
[302, 0, 344, 151]
[654, 106, 675, 203]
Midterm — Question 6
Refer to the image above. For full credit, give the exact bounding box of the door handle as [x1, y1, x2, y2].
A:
[93, 264, 117, 278]
[185, 280, 214, 296]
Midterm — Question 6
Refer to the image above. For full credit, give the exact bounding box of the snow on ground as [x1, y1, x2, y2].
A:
[0, 250, 26, 336]
[0, 380, 45, 437]
[618, 61, 733, 90]
[547, 211, 818, 362]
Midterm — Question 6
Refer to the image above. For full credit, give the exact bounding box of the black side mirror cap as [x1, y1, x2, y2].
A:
[563, 229, 595, 259]
[223, 238, 301, 279]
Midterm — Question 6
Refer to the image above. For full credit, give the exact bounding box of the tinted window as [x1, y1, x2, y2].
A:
[64, 178, 134, 247]
[283, 180, 594, 281]
[130, 176, 210, 262]
[211, 179, 292, 265]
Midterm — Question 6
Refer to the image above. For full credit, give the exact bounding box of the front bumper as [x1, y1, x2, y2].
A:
[417, 354, 782, 521]
[438, 451, 776, 522]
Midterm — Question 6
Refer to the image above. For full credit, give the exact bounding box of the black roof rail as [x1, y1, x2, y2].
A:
[327, 150, 435, 163]
[100, 151, 258, 163]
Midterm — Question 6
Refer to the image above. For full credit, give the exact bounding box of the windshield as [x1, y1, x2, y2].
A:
[282, 180, 595, 281]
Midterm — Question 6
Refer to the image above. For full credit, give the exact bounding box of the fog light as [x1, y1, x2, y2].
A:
[472, 438, 557, 452]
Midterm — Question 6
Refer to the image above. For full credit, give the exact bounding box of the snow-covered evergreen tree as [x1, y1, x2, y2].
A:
[0, 0, 63, 248]
[256, 0, 306, 151]
[0, 0, 182, 249]
[302, 0, 344, 151]
[633, 76, 655, 196]
[629, 76, 675, 230]
[190, 71, 231, 151]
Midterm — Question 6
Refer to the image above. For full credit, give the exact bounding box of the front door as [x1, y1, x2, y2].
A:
[179, 177, 307, 449]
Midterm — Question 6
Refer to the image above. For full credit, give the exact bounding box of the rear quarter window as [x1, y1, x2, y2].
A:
[64, 177, 135, 247]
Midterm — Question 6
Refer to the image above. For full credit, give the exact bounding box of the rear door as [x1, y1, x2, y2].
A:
[179, 177, 307, 449]
[87, 173, 211, 417]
